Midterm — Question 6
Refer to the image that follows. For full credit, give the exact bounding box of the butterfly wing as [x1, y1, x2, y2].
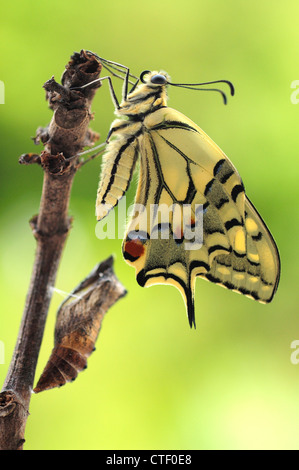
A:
[122, 107, 280, 327]
[204, 197, 280, 304]
[96, 121, 140, 220]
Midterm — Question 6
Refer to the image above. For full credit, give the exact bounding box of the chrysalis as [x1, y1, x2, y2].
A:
[34, 257, 126, 393]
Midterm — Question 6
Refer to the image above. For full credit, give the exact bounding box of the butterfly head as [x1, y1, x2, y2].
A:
[139, 71, 234, 105]
[140, 70, 170, 88]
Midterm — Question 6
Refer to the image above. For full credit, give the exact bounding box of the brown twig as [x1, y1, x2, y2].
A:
[0, 50, 124, 450]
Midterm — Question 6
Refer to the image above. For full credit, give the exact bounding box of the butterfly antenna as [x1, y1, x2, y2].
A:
[168, 79, 235, 105]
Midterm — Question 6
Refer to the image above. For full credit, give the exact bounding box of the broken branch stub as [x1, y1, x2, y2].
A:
[34, 257, 126, 393]
[19, 49, 102, 171]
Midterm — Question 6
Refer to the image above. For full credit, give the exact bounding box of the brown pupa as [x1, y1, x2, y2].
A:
[34, 257, 126, 393]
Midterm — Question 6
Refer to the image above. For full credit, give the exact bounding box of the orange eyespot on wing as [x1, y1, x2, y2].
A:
[123, 238, 145, 261]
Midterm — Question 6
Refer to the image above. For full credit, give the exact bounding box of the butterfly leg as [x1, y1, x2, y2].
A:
[90, 56, 138, 101]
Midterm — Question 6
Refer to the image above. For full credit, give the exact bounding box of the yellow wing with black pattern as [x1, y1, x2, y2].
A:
[122, 107, 280, 327]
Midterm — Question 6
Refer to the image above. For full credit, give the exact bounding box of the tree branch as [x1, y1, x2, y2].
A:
[0, 50, 123, 450]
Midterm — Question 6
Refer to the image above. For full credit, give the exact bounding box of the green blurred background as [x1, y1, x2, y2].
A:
[0, 0, 298, 450]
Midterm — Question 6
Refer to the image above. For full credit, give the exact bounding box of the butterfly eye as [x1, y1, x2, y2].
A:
[140, 70, 151, 83]
[150, 74, 167, 85]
